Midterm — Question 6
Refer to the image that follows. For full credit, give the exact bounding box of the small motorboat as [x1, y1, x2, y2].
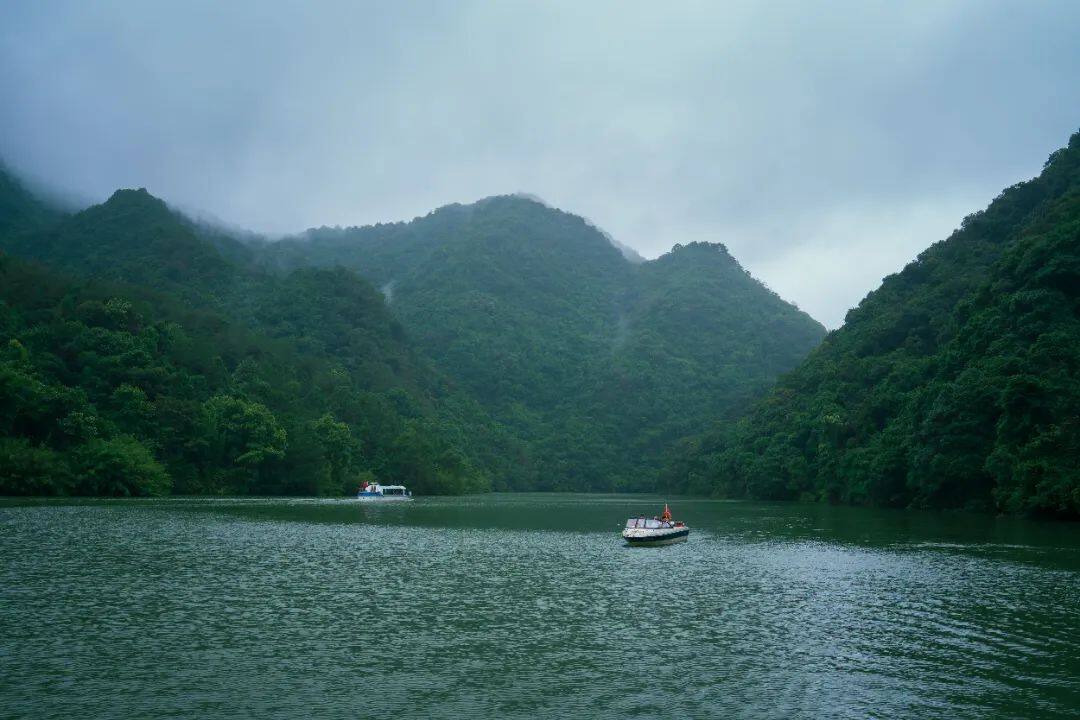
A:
[622, 504, 689, 546]
[356, 481, 413, 502]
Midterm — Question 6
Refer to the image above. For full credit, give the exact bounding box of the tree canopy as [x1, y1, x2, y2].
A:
[0, 176, 824, 496]
[0, 178, 496, 496]
[667, 131, 1080, 518]
[262, 195, 825, 490]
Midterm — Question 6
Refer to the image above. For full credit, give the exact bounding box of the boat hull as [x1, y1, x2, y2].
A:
[622, 528, 690, 546]
[356, 494, 413, 502]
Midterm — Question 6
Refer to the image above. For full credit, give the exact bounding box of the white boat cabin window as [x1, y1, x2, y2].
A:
[627, 518, 665, 529]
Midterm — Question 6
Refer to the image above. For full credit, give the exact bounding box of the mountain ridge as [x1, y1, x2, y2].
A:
[261, 192, 826, 489]
[668, 130, 1080, 517]
[0, 167, 507, 497]
[0, 162, 826, 494]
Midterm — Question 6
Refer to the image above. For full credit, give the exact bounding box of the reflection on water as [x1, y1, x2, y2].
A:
[2, 494, 1079, 719]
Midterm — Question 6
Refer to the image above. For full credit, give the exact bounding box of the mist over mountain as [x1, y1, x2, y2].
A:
[4, 8, 1080, 718]
[0, 171, 506, 497]
[2, 127, 1079, 513]
[669, 131, 1080, 518]
[0, 162, 61, 236]
[262, 194, 825, 489]
[0, 170, 824, 494]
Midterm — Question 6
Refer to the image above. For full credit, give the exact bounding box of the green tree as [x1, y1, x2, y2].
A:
[670, 130, 1080, 518]
[310, 413, 357, 495]
[201, 395, 287, 475]
[71, 436, 170, 496]
[0, 437, 70, 495]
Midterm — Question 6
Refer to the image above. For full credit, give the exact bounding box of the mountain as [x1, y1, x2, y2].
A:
[0, 163, 62, 236]
[1, 188, 246, 305]
[0, 165, 826, 496]
[0, 169, 498, 497]
[0, 183, 422, 392]
[262, 195, 826, 490]
[587, 242, 830, 472]
[669, 131, 1080, 518]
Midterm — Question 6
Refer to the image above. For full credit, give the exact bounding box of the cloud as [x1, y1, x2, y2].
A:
[745, 192, 988, 327]
[1, 0, 1078, 327]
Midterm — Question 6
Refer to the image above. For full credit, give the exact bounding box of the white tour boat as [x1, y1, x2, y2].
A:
[622, 504, 689, 546]
[356, 481, 413, 502]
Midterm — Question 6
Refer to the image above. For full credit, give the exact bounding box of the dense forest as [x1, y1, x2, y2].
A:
[667, 132, 1080, 518]
[0, 170, 822, 496]
[10, 129, 1074, 511]
[0, 178, 502, 496]
[260, 195, 825, 490]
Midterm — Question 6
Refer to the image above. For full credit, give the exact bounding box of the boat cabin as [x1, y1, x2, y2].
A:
[625, 516, 685, 529]
[362, 483, 409, 496]
[626, 517, 673, 529]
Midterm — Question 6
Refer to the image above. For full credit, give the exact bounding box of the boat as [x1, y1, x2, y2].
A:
[356, 481, 413, 502]
[622, 504, 689, 546]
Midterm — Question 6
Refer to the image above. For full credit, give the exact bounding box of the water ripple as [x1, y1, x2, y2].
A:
[2, 496, 1079, 719]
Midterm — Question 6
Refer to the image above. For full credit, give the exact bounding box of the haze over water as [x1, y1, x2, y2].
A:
[2, 494, 1079, 719]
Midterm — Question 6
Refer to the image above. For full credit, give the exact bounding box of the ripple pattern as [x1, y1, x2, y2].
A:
[2, 496, 1079, 719]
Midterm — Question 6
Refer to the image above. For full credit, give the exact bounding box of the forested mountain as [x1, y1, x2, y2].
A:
[586, 242, 828, 477]
[267, 197, 635, 410]
[0, 169, 824, 496]
[0, 164, 61, 236]
[669, 131, 1080, 518]
[261, 196, 826, 489]
[3, 188, 242, 304]
[0, 171, 498, 497]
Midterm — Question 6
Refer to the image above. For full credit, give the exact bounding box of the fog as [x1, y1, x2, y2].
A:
[2, 1, 1078, 326]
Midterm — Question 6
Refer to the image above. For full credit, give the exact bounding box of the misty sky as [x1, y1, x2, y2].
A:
[2, 1, 1078, 327]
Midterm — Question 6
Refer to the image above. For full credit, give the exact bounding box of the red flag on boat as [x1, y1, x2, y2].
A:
[661, 504, 672, 521]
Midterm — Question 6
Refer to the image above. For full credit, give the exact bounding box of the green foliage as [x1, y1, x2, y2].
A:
[7, 129, 1078, 512]
[0, 162, 60, 236]
[71, 436, 171, 497]
[1, 166, 824, 496]
[309, 413, 358, 495]
[263, 196, 825, 490]
[8, 129, 1078, 513]
[0, 437, 70, 495]
[670, 131, 1080, 518]
[199, 395, 286, 492]
[2, 188, 241, 304]
[0, 179, 494, 497]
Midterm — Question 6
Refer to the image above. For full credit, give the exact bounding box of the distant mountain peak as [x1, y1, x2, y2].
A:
[660, 241, 740, 268]
[679, 129, 1080, 516]
[102, 187, 170, 212]
[669, 240, 732, 255]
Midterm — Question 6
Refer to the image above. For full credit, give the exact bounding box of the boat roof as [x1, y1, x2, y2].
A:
[376, 484, 408, 490]
[626, 518, 672, 529]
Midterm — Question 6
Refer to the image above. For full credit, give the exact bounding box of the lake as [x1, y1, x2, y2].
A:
[2, 494, 1079, 719]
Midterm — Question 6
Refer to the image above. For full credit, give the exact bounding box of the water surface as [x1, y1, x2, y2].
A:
[2, 494, 1079, 719]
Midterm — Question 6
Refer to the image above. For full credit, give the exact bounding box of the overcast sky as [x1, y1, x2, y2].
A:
[1, 1, 1078, 327]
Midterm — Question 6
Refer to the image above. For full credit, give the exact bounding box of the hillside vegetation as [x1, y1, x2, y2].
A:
[262, 195, 826, 490]
[669, 132, 1080, 518]
[0, 180, 498, 496]
[0, 173, 823, 495]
